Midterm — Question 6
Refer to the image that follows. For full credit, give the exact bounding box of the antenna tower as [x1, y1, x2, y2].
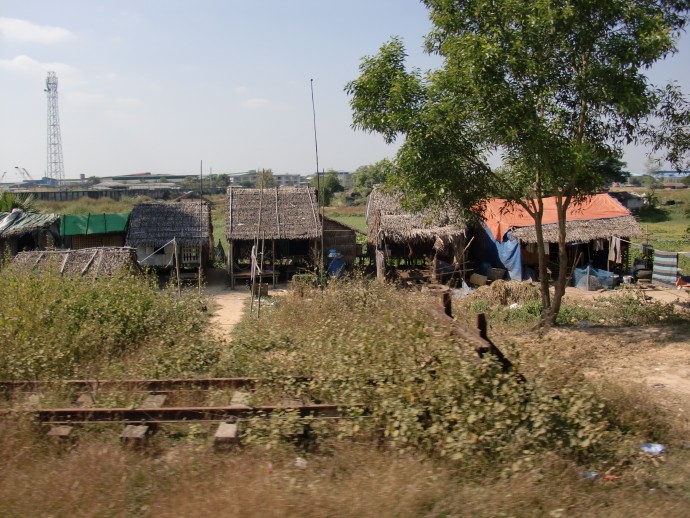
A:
[45, 71, 65, 184]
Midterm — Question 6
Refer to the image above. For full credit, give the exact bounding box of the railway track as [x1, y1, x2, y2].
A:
[0, 376, 361, 445]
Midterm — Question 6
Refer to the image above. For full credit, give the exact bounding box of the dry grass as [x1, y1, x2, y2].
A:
[2, 425, 690, 517]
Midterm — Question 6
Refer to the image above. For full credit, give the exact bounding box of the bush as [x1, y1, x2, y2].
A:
[225, 279, 610, 467]
[0, 268, 222, 380]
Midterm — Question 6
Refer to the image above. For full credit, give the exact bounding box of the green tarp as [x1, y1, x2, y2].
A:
[60, 213, 130, 236]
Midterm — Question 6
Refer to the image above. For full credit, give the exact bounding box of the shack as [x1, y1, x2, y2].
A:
[225, 186, 321, 287]
[0, 210, 60, 256]
[475, 193, 642, 282]
[366, 186, 466, 282]
[126, 200, 213, 270]
[60, 213, 130, 249]
[13, 247, 142, 277]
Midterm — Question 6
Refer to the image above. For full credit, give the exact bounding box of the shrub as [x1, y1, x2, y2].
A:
[226, 279, 610, 467]
[0, 268, 222, 380]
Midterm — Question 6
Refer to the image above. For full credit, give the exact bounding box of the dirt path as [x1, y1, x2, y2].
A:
[204, 269, 288, 339]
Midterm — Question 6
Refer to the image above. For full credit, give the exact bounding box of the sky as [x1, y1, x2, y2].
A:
[1, 1, 689, 181]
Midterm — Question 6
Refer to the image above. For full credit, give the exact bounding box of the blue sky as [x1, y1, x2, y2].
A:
[1, 1, 688, 180]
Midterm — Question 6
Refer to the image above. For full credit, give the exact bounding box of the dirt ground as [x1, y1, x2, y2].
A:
[508, 310, 690, 421]
[204, 268, 288, 339]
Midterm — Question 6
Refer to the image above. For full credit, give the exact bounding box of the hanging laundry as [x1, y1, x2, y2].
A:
[652, 250, 678, 287]
[608, 237, 622, 263]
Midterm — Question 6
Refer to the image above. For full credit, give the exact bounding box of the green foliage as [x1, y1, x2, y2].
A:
[346, 0, 690, 324]
[0, 191, 38, 213]
[0, 268, 222, 380]
[257, 169, 276, 189]
[226, 280, 610, 467]
[311, 170, 344, 206]
[352, 159, 396, 195]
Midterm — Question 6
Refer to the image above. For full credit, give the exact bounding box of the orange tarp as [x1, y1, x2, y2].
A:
[481, 194, 630, 241]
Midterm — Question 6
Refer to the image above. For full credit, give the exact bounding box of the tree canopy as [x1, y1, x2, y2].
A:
[346, 0, 690, 325]
[311, 170, 344, 207]
[353, 159, 396, 194]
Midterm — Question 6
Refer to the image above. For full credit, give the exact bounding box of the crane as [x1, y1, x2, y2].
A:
[14, 166, 34, 181]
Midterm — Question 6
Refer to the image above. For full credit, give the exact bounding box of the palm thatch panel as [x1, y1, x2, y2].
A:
[366, 186, 466, 246]
[323, 216, 360, 265]
[226, 187, 321, 241]
[126, 200, 212, 247]
[510, 215, 642, 244]
[13, 247, 142, 277]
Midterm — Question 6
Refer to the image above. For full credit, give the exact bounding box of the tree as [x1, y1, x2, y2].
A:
[353, 159, 395, 194]
[346, 0, 690, 326]
[0, 191, 37, 213]
[311, 170, 344, 206]
[257, 169, 276, 189]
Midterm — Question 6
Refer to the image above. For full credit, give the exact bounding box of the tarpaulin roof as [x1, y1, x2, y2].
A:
[481, 194, 632, 241]
[60, 213, 130, 236]
[0, 211, 59, 237]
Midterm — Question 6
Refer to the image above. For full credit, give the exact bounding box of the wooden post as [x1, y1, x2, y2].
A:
[272, 239, 276, 287]
[375, 247, 385, 281]
[229, 241, 235, 289]
[174, 238, 181, 297]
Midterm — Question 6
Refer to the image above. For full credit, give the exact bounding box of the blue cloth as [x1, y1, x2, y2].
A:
[481, 224, 523, 281]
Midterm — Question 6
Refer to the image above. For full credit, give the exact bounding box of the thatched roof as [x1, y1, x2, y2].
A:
[366, 186, 466, 245]
[0, 211, 59, 237]
[12, 247, 142, 276]
[226, 187, 321, 241]
[510, 216, 642, 243]
[126, 200, 211, 247]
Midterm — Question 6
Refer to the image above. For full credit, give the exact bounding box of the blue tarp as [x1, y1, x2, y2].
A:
[481, 224, 523, 281]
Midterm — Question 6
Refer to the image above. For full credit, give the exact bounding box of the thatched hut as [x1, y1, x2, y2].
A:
[13, 247, 142, 277]
[475, 194, 642, 281]
[225, 187, 321, 287]
[0, 210, 60, 256]
[60, 213, 130, 249]
[126, 200, 212, 269]
[366, 186, 466, 281]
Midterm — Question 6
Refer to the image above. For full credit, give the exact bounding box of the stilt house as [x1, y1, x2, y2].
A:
[126, 200, 213, 269]
[366, 186, 466, 282]
[225, 187, 321, 287]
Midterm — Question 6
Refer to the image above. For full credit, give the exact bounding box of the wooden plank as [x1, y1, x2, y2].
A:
[214, 422, 239, 445]
[120, 425, 149, 443]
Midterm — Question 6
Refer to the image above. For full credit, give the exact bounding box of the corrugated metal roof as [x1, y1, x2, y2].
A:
[0, 212, 59, 237]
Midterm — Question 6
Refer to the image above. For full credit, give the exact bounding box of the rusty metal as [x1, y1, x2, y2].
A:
[0, 377, 263, 393]
[1, 403, 364, 425]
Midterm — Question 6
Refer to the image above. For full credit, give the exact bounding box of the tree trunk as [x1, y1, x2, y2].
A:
[533, 211, 552, 325]
[548, 203, 569, 326]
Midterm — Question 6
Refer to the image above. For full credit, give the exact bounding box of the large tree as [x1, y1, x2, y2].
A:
[311, 170, 344, 206]
[353, 159, 396, 195]
[346, 0, 690, 326]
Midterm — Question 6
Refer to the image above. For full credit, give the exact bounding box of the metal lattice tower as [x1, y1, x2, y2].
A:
[45, 71, 65, 183]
